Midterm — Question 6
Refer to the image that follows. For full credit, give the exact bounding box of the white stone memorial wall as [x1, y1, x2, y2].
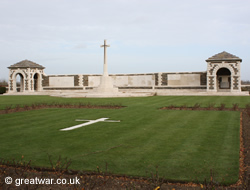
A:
[49, 76, 74, 87]
[88, 75, 155, 87]
[168, 74, 201, 86]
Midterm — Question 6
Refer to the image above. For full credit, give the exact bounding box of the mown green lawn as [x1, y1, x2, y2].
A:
[0, 95, 249, 184]
[0, 95, 250, 109]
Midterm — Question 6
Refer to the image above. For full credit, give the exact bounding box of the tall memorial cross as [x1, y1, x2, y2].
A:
[94, 39, 119, 94]
[100, 39, 110, 76]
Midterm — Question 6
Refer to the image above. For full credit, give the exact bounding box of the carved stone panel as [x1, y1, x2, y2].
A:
[154, 73, 158, 86]
[161, 73, 168, 86]
[233, 76, 239, 90]
[83, 75, 88, 86]
[74, 75, 79, 86]
[25, 80, 28, 90]
[230, 64, 238, 75]
[209, 76, 214, 90]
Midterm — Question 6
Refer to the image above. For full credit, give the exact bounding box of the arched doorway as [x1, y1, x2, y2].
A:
[16, 73, 24, 92]
[33, 73, 42, 91]
[216, 68, 231, 90]
[34, 73, 38, 91]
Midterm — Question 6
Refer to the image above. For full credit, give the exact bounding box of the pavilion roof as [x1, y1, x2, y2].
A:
[8, 60, 45, 69]
[206, 51, 242, 62]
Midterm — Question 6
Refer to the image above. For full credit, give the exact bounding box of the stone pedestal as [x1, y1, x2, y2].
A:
[94, 75, 119, 94]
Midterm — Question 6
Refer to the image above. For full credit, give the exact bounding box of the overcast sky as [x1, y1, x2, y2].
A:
[0, 0, 250, 80]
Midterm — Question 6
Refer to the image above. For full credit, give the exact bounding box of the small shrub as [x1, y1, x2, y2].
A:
[232, 103, 239, 111]
[23, 105, 30, 111]
[246, 103, 250, 117]
[31, 103, 36, 109]
[192, 103, 201, 110]
[146, 165, 165, 189]
[48, 154, 72, 174]
[180, 104, 187, 109]
[207, 103, 215, 109]
[78, 102, 84, 108]
[36, 103, 42, 108]
[63, 103, 70, 108]
[219, 103, 226, 111]
[14, 104, 21, 111]
[246, 103, 250, 109]
[0, 156, 31, 169]
[0, 87, 6, 94]
[168, 104, 176, 109]
[4, 105, 12, 113]
[47, 102, 54, 107]
[202, 169, 219, 189]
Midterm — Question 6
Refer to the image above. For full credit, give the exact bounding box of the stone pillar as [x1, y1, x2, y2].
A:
[78, 75, 83, 87]
[26, 68, 31, 92]
[100, 39, 110, 77]
[158, 73, 162, 86]
[8, 70, 14, 92]
[206, 62, 217, 92]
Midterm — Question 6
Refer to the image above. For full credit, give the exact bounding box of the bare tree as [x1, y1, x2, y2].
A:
[0, 79, 8, 86]
[242, 80, 250, 85]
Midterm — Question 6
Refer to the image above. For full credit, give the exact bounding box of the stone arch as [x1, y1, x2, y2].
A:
[210, 64, 235, 92]
[216, 68, 231, 90]
[217, 67, 231, 75]
[212, 64, 235, 76]
[12, 71, 27, 92]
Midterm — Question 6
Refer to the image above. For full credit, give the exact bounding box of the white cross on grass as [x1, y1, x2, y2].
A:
[60, 118, 120, 131]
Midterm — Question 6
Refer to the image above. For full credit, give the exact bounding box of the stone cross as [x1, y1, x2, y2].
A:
[100, 39, 110, 76]
[60, 118, 120, 131]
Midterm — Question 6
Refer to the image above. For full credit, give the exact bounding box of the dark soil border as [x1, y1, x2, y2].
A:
[0, 104, 124, 115]
[0, 106, 250, 189]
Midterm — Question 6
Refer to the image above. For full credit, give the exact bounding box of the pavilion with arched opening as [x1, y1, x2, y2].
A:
[8, 60, 45, 93]
[206, 51, 242, 92]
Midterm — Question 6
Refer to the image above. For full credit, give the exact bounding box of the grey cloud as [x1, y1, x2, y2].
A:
[0, 0, 250, 80]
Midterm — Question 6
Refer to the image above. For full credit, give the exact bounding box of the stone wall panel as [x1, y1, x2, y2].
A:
[42, 75, 49, 86]
[161, 73, 168, 85]
[200, 73, 207, 85]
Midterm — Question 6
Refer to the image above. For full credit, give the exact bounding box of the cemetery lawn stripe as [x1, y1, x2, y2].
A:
[0, 95, 250, 110]
[0, 95, 246, 184]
